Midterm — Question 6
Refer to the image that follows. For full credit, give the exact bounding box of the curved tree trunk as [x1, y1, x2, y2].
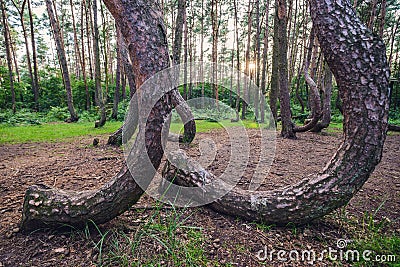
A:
[162, 0, 389, 225]
[21, 0, 174, 232]
[311, 63, 333, 132]
[294, 27, 322, 133]
[107, 90, 196, 146]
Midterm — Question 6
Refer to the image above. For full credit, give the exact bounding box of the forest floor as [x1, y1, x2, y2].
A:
[0, 127, 399, 266]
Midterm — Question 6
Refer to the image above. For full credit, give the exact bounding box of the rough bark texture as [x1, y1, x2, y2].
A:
[277, 0, 296, 139]
[172, 0, 185, 65]
[21, 0, 174, 231]
[163, 0, 389, 225]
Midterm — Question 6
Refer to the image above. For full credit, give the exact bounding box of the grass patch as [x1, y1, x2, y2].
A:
[347, 212, 399, 266]
[88, 202, 208, 266]
[0, 119, 266, 145]
[0, 121, 122, 144]
[325, 122, 343, 134]
[170, 119, 266, 134]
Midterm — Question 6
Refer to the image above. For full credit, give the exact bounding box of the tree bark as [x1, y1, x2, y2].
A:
[111, 26, 122, 120]
[46, 0, 78, 122]
[311, 63, 333, 132]
[260, 0, 269, 124]
[21, 0, 176, 231]
[276, 0, 296, 139]
[254, 0, 261, 120]
[368, 0, 378, 30]
[81, 0, 91, 110]
[172, 0, 185, 65]
[27, 0, 40, 111]
[269, 1, 279, 126]
[211, 0, 219, 104]
[293, 27, 322, 133]
[241, 0, 253, 119]
[12, 0, 39, 111]
[163, 0, 390, 225]
[1, 0, 16, 114]
[69, 0, 82, 78]
[378, 0, 386, 38]
[93, 0, 107, 128]
[107, 90, 196, 146]
[233, 0, 241, 121]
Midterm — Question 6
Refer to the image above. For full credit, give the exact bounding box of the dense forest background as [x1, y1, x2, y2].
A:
[0, 0, 399, 127]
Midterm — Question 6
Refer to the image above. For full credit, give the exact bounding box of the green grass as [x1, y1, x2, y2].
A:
[0, 119, 344, 145]
[170, 119, 267, 134]
[0, 121, 122, 144]
[348, 211, 399, 266]
[326, 122, 343, 133]
[0, 119, 266, 145]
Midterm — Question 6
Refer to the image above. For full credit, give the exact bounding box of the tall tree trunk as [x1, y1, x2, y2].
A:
[92, 0, 106, 128]
[172, 0, 185, 65]
[242, 0, 253, 119]
[295, 26, 307, 114]
[368, 0, 378, 30]
[378, 0, 386, 38]
[121, 46, 136, 99]
[254, 0, 261, 120]
[81, 0, 91, 110]
[269, 1, 279, 126]
[276, 0, 295, 138]
[111, 26, 122, 120]
[12, 0, 39, 111]
[69, 0, 83, 78]
[211, 0, 219, 104]
[1, 0, 16, 113]
[10, 33, 21, 83]
[100, 3, 110, 97]
[200, 0, 205, 103]
[163, 0, 390, 225]
[260, 0, 269, 124]
[27, 0, 40, 111]
[233, 0, 241, 121]
[86, 0, 94, 80]
[183, 12, 188, 100]
[45, 0, 78, 122]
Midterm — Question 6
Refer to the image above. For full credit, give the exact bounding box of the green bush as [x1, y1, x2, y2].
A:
[0, 109, 42, 126]
[45, 106, 70, 122]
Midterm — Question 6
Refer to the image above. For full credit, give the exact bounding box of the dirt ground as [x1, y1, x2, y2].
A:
[0, 128, 399, 266]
